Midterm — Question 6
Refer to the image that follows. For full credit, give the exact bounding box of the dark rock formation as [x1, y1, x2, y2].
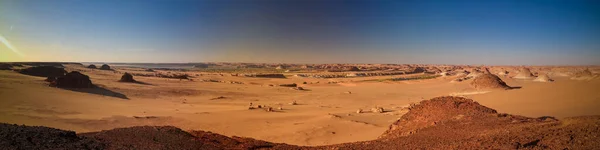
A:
[87, 64, 97, 69]
[55, 71, 93, 88]
[100, 64, 111, 70]
[119, 73, 136, 82]
[0, 63, 12, 70]
[0, 123, 105, 149]
[19, 66, 67, 77]
[279, 83, 297, 87]
[45, 77, 57, 82]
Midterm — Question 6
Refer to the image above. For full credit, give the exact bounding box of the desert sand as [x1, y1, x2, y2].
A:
[1, 63, 599, 146]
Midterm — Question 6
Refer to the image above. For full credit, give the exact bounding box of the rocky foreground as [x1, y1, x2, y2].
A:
[2, 96, 599, 150]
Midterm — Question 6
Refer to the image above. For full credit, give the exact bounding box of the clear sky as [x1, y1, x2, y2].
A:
[0, 0, 599, 65]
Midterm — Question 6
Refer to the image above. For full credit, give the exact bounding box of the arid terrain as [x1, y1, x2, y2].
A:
[1, 62, 600, 149]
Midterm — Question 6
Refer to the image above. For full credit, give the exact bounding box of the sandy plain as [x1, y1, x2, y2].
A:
[1, 64, 599, 146]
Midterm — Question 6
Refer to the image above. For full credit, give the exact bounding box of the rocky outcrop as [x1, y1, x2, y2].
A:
[18, 66, 67, 77]
[0, 123, 105, 149]
[571, 69, 595, 80]
[55, 71, 94, 88]
[470, 73, 511, 89]
[533, 74, 553, 82]
[0, 63, 12, 70]
[380, 96, 498, 138]
[514, 68, 535, 79]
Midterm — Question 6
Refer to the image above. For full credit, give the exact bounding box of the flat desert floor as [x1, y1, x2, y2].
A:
[1, 65, 599, 146]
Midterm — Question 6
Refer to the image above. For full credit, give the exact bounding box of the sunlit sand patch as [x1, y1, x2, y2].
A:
[449, 91, 491, 97]
[338, 83, 357, 86]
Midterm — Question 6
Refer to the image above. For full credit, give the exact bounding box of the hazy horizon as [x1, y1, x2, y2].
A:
[1, 0, 599, 65]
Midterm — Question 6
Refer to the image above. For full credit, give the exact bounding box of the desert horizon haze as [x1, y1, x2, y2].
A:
[1, 0, 600, 149]
[1, 0, 599, 65]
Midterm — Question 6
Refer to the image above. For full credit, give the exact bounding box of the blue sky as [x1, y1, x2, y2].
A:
[0, 0, 599, 65]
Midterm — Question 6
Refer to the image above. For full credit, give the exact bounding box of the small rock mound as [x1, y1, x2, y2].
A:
[533, 74, 553, 82]
[119, 72, 136, 82]
[100, 64, 111, 70]
[380, 96, 498, 138]
[55, 71, 94, 88]
[87, 64, 97, 69]
[19, 66, 67, 77]
[470, 73, 511, 89]
[514, 68, 534, 79]
[372, 107, 384, 113]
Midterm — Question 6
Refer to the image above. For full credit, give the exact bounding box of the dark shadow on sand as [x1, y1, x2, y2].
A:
[61, 85, 128, 99]
[119, 80, 154, 86]
[508, 86, 522, 90]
